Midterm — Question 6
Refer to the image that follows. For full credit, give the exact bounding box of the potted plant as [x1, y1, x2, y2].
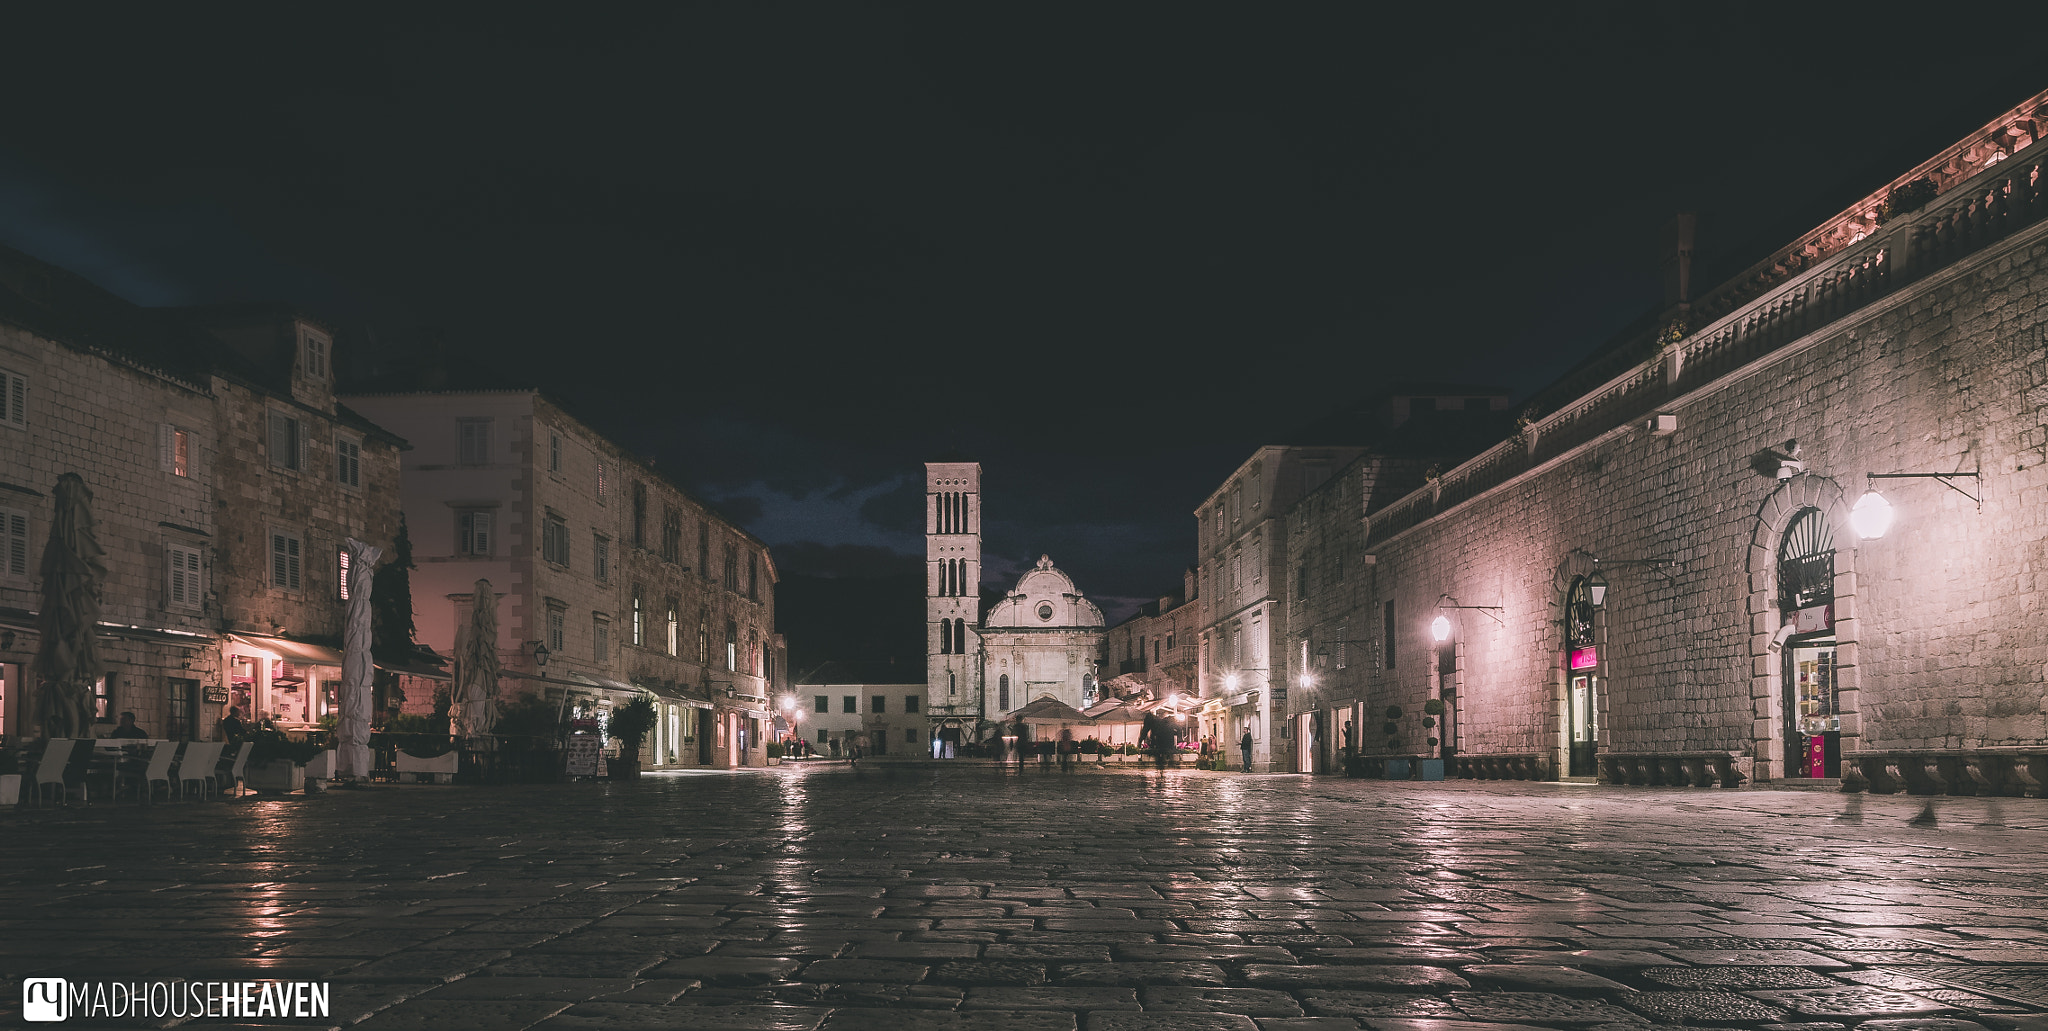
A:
[1419, 698, 1447, 781]
[606, 695, 658, 780]
[246, 727, 321, 794]
[767, 741, 784, 766]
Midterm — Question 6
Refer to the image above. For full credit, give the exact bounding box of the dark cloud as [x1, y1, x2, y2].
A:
[770, 542, 923, 581]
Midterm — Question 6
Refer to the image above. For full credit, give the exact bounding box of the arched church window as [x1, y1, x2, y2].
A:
[1779, 507, 1835, 612]
[940, 619, 952, 655]
[998, 674, 1010, 711]
[955, 618, 966, 650]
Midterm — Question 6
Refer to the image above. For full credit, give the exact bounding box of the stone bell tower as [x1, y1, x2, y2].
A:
[926, 461, 981, 748]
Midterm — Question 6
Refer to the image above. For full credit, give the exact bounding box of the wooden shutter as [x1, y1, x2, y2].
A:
[272, 532, 301, 589]
[269, 412, 289, 467]
[0, 371, 23, 427]
[159, 424, 176, 472]
[4, 510, 28, 576]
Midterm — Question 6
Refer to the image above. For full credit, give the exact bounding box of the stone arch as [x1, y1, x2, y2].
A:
[1745, 474, 1861, 781]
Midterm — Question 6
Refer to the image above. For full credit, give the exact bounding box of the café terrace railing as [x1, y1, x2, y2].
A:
[1367, 98, 2048, 550]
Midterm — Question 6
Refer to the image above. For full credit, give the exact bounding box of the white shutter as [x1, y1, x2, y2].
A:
[472, 512, 491, 555]
[297, 420, 309, 472]
[159, 424, 175, 472]
[287, 535, 301, 589]
[272, 533, 288, 587]
[168, 549, 186, 605]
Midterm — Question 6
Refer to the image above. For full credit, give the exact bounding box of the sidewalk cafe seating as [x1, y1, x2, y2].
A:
[220, 741, 253, 798]
[114, 742, 178, 804]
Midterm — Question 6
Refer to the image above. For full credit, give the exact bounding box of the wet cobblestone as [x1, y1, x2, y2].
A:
[3, 765, 2047, 1028]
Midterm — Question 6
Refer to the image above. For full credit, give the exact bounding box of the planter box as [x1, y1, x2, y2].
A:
[396, 750, 458, 784]
[0, 773, 19, 807]
[246, 760, 305, 794]
[1419, 758, 1446, 781]
[1385, 758, 1411, 780]
[303, 750, 336, 792]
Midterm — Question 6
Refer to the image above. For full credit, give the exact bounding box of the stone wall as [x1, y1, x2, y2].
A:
[1342, 222, 2048, 778]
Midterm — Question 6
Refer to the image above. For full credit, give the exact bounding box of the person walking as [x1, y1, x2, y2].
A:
[1057, 726, 1076, 772]
[1140, 711, 1174, 772]
[1240, 728, 1254, 773]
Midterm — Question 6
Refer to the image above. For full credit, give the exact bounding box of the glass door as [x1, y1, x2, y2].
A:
[1784, 638, 1839, 778]
[1569, 675, 1598, 776]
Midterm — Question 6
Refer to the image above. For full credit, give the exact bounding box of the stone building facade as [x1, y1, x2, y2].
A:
[1194, 446, 1366, 771]
[342, 391, 777, 769]
[977, 555, 1107, 722]
[1295, 87, 2048, 791]
[1097, 568, 1199, 706]
[794, 660, 925, 756]
[924, 460, 983, 751]
[0, 248, 408, 743]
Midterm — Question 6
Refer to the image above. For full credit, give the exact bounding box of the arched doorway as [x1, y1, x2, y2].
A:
[1779, 507, 1840, 778]
[1564, 575, 1600, 777]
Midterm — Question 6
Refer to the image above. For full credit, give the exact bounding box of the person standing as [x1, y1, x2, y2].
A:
[1240, 728, 1254, 773]
[217, 706, 247, 742]
[1057, 726, 1076, 772]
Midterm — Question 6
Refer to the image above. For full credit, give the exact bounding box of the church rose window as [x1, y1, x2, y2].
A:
[1037, 602, 1053, 622]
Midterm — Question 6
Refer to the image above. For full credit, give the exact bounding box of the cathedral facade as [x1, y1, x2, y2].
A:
[924, 461, 1105, 753]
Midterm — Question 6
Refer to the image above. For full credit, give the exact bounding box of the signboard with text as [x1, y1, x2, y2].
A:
[564, 734, 601, 777]
[1569, 647, 1598, 670]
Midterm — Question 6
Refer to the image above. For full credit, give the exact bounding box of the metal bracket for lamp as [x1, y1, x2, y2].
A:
[1867, 469, 1980, 506]
[1569, 548, 1680, 601]
[1435, 595, 1505, 626]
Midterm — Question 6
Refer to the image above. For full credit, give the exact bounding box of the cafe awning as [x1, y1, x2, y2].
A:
[225, 633, 343, 666]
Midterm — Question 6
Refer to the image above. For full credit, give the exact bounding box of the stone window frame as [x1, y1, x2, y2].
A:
[454, 506, 494, 557]
[1, 505, 30, 581]
[1747, 476, 1861, 782]
[592, 533, 610, 584]
[164, 538, 204, 611]
[842, 694, 856, 714]
[334, 434, 362, 491]
[299, 325, 331, 382]
[593, 613, 611, 662]
[268, 526, 303, 591]
[540, 509, 570, 567]
[544, 599, 567, 653]
[159, 423, 192, 478]
[0, 366, 27, 429]
[455, 417, 492, 467]
[267, 409, 309, 472]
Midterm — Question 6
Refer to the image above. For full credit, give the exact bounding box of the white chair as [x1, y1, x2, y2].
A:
[220, 742, 253, 799]
[32, 739, 83, 806]
[173, 741, 222, 800]
[115, 742, 178, 804]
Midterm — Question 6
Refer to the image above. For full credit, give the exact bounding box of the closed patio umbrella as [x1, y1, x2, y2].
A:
[450, 579, 500, 738]
[32, 473, 106, 738]
[337, 537, 382, 779]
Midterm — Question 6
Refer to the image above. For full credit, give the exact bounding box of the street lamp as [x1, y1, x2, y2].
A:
[1850, 489, 1894, 540]
[531, 641, 551, 670]
[1430, 615, 1452, 642]
[1586, 570, 1609, 606]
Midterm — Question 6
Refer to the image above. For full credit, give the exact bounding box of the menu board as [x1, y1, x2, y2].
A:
[564, 733, 602, 778]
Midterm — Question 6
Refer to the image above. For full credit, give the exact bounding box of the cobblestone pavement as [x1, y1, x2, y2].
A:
[6, 764, 2048, 1030]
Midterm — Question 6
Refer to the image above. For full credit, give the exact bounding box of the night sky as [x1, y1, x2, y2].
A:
[1, 6, 2038, 637]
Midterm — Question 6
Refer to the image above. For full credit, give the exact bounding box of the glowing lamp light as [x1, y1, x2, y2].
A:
[1167, 693, 1180, 708]
[1299, 673, 1314, 689]
[1851, 489, 1894, 540]
[1223, 674, 1239, 691]
[1430, 615, 1451, 642]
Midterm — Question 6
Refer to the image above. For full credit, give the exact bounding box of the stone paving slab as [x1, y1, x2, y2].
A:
[5, 770, 2047, 1029]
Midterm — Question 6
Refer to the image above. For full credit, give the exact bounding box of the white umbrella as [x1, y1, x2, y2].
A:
[33, 473, 106, 738]
[337, 537, 382, 780]
[451, 579, 500, 738]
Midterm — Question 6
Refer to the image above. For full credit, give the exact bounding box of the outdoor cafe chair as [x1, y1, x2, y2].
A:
[173, 740, 222, 800]
[219, 741, 253, 799]
[115, 741, 178, 804]
[31, 738, 85, 806]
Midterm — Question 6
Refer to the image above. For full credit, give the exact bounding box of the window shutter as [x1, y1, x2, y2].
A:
[298, 421, 309, 472]
[4, 511, 26, 576]
[288, 536, 301, 589]
[168, 549, 186, 605]
[159, 424, 175, 472]
[272, 533, 287, 587]
[1, 371, 23, 427]
[269, 413, 288, 465]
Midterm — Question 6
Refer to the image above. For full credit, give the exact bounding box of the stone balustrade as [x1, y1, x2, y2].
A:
[1841, 749, 2048, 797]
[1599, 751, 1749, 789]
[1449, 753, 1552, 781]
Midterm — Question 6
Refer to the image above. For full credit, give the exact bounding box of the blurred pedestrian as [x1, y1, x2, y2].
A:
[1240, 728, 1254, 773]
[1139, 711, 1174, 771]
[1057, 726, 1076, 772]
[217, 706, 247, 741]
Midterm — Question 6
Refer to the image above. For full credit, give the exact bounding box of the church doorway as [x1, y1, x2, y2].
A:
[1779, 507, 1840, 779]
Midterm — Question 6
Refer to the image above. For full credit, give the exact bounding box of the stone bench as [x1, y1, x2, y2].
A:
[1450, 753, 1552, 781]
[1600, 751, 1748, 788]
[1842, 749, 2048, 796]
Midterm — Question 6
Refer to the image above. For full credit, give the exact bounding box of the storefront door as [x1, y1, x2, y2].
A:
[1784, 637, 1840, 778]
[696, 709, 713, 764]
[1569, 674, 1598, 776]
